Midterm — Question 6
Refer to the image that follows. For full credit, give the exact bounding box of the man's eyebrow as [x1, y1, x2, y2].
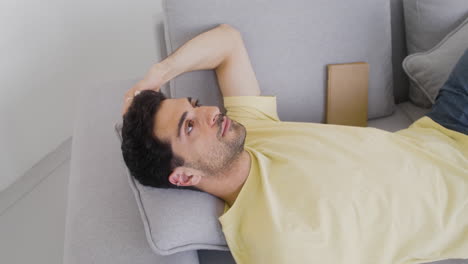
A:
[176, 97, 192, 139]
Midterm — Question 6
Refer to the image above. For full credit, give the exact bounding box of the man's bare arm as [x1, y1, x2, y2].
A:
[122, 24, 260, 115]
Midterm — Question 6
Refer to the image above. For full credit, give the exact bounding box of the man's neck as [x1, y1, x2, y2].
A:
[204, 149, 251, 207]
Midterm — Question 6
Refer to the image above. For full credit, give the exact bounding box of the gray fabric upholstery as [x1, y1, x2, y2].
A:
[398, 101, 432, 123]
[403, 17, 468, 104]
[367, 103, 414, 132]
[163, 0, 395, 122]
[64, 1, 467, 264]
[402, 0, 468, 107]
[64, 78, 200, 264]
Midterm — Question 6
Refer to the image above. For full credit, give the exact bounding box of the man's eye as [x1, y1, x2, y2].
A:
[187, 120, 194, 134]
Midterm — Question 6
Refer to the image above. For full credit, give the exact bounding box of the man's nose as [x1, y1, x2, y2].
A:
[209, 107, 223, 128]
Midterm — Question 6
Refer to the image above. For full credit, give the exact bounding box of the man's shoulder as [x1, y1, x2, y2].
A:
[223, 95, 280, 123]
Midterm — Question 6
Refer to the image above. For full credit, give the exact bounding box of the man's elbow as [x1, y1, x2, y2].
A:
[218, 24, 242, 40]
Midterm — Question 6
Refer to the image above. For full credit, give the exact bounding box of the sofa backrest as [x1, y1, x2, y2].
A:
[161, 0, 409, 122]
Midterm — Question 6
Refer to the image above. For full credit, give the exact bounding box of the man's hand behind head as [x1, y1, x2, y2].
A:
[121, 63, 169, 116]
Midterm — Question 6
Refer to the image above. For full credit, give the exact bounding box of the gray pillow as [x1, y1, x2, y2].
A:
[163, 0, 395, 122]
[114, 122, 230, 255]
[403, 0, 468, 107]
[403, 16, 468, 104]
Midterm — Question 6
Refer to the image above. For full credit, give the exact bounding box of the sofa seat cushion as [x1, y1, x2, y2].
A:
[64, 78, 200, 264]
[367, 101, 431, 132]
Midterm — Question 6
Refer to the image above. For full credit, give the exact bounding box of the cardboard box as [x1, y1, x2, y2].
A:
[326, 62, 369, 127]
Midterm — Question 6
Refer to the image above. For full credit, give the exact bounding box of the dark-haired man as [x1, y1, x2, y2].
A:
[121, 24, 468, 264]
[121, 24, 255, 206]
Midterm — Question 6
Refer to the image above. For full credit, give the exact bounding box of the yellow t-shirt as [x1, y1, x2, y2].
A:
[218, 95, 468, 264]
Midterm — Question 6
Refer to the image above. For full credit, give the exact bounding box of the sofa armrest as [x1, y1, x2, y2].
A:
[63, 78, 198, 264]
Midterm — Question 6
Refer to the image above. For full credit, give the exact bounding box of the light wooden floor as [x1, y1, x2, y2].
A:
[0, 138, 71, 264]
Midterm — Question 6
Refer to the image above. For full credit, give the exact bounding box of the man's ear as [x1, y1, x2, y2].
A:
[168, 167, 202, 187]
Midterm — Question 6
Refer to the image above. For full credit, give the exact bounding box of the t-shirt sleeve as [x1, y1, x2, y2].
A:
[223, 95, 280, 124]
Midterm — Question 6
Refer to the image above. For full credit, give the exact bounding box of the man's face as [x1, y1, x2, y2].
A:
[153, 97, 246, 177]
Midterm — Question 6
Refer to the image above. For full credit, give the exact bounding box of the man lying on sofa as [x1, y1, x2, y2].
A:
[120, 24, 468, 264]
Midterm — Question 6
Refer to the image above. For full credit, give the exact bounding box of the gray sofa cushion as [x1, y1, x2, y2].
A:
[163, 0, 395, 122]
[403, 17, 468, 104]
[114, 122, 230, 255]
[403, 0, 468, 107]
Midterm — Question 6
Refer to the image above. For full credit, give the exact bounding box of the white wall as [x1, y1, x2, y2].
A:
[0, 0, 164, 191]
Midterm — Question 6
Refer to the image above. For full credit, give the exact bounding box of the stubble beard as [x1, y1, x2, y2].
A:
[189, 120, 246, 178]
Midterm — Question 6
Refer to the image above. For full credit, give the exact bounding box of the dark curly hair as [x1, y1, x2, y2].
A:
[121, 90, 200, 192]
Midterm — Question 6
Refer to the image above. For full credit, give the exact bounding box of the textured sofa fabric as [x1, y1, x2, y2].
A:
[402, 0, 468, 107]
[163, 0, 395, 122]
[64, 0, 467, 264]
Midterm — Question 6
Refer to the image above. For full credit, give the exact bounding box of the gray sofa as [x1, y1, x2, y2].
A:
[63, 0, 465, 263]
